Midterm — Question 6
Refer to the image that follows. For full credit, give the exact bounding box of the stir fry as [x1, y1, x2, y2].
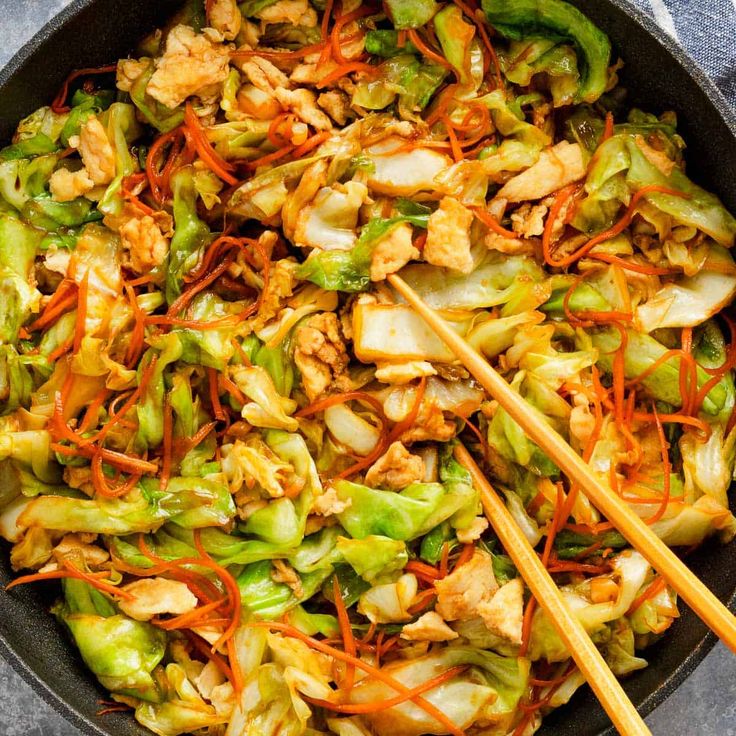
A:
[1, 0, 735, 734]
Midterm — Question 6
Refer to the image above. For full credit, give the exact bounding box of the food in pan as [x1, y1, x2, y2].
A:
[1, 0, 735, 734]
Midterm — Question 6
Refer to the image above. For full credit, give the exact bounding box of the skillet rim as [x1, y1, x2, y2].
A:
[0, 1, 734, 735]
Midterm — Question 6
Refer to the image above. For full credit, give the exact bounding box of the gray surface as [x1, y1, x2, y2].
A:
[0, 1, 734, 735]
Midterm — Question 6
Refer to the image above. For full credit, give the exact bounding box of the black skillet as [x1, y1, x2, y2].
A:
[0, 1, 734, 734]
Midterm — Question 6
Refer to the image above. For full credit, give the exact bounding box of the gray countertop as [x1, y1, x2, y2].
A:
[0, 1, 735, 734]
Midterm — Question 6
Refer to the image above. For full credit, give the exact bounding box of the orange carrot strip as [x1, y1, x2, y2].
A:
[305, 665, 468, 713]
[333, 575, 357, 695]
[252, 621, 467, 736]
[184, 102, 239, 185]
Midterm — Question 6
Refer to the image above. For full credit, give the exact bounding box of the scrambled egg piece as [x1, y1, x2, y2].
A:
[120, 215, 170, 274]
[271, 559, 303, 598]
[511, 203, 548, 238]
[400, 401, 456, 443]
[375, 360, 437, 385]
[294, 312, 350, 400]
[275, 87, 333, 130]
[424, 197, 474, 273]
[318, 90, 352, 126]
[52, 533, 109, 569]
[570, 400, 596, 449]
[78, 117, 116, 185]
[497, 141, 585, 202]
[477, 577, 524, 645]
[116, 58, 148, 92]
[401, 611, 459, 642]
[369, 222, 419, 281]
[252, 258, 296, 330]
[256, 0, 317, 27]
[119, 577, 198, 621]
[312, 487, 352, 516]
[435, 549, 499, 621]
[209, 0, 241, 40]
[456, 516, 489, 544]
[365, 441, 425, 490]
[49, 167, 94, 202]
[239, 57, 290, 94]
[147, 24, 230, 109]
[49, 117, 115, 201]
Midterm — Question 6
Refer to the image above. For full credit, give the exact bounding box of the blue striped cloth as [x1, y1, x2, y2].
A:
[637, 0, 736, 104]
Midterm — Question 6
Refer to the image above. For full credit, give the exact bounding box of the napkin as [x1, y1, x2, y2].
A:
[635, 0, 736, 105]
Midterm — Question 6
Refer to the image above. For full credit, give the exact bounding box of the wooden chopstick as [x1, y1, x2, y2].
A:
[388, 273, 736, 655]
[454, 443, 651, 736]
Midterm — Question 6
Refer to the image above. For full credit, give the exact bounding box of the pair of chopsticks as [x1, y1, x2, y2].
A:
[388, 273, 736, 736]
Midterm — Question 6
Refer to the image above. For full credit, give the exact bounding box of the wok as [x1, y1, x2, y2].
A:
[0, 1, 734, 735]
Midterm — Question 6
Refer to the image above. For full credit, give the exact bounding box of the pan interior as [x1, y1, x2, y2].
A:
[0, 2, 734, 736]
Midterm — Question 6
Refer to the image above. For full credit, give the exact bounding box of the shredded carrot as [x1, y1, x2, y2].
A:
[407, 588, 437, 615]
[231, 42, 327, 61]
[319, 0, 336, 64]
[387, 376, 427, 443]
[517, 662, 577, 722]
[267, 112, 295, 148]
[628, 576, 667, 614]
[518, 597, 537, 658]
[406, 560, 442, 581]
[219, 374, 247, 407]
[678, 327, 698, 415]
[153, 599, 224, 630]
[191, 549, 243, 690]
[184, 102, 239, 185]
[47, 338, 74, 362]
[167, 256, 234, 318]
[51, 442, 158, 475]
[330, 4, 376, 64]
[6, 563, 134, 600]
[146, 125, 194, 205]
[631, 409, 711, 439]
[97, 703, 131, 716]
[175, 421, 217, 457]
[546, 560, 611, 574]
[407, 28, 453, 70]
[453, 543, 475, 571]
[640, 406, 672, 525]
[126, 274, 156, 287]
[472, 206, 517, 239]
[72, 273, 89, 354]
[252, 621, 467, 736]
[588, 252, 678, 275]
[297, 390, 389, 479]
[441, 115, 464, 162]
[208, 367, 227, 422]
[226, 637, 245, 694]
[29, 282, 78, 332]
[601, 111, 615, 142]
[305, 665, 468, 714]
[544, 185, 688, 268]
[186, 631, 234, 682]
[451, 0, 503, 87]
[160, 395, 174, 491]
[333, 575, 357, 695]
[51, 64, 118, 113]
[317, 61, 377, 88]
[121, 173, 155, 215]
